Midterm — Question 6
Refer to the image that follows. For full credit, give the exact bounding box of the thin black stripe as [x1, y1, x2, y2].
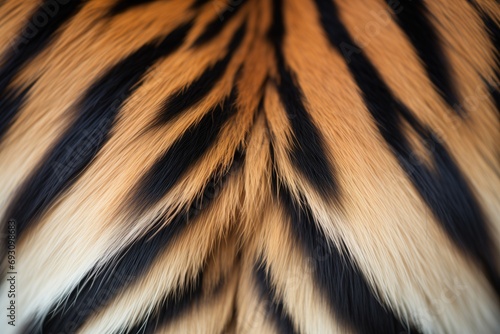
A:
[30, 151, 243, 334]
[123, 253, 237, 334]
[4, 22, 192, 237]
[0, 85, 33, 140]
[0, 0, 86, 141]
[472, 2, 500, 115]
[193, 0, 247, 46]
[468, 0, 500, 57]
[268, 0, 337, 198]
[387, 0, 461, 113]
[122, 253, 237, 334]
[273, 171, 415, 334]
[123, 271, 205, 334]
[33, 211, 194, 334]
[155, 22, 246, 126]
[313, 0, 499, 298]
[490, 77, 500, 115]
[138, 86, 240, 205]
[485, 13, 499, 113]
[254, 258, 300, 334]
[108, 0, 158, 15]
[139, 24, 248, 203]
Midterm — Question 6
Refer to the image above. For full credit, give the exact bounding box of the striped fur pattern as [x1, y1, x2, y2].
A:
[0, 0, 499, 333]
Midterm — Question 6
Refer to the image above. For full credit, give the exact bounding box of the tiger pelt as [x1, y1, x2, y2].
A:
[0, 0, 499, 333]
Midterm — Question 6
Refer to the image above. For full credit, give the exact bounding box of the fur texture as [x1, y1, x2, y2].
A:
[0, 0, 499, 333]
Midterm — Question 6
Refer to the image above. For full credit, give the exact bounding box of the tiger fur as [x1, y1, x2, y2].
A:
[0, 0, 499, 333]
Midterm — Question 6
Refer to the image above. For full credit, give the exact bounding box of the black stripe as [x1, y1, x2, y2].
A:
[472, 2, 500, 115]
[122, 271, 205, 334]
[193, 0, 247, 46]
[268, 0, 337, 198]
[468, 0, 500, 56]
[30, 151, 243, 334]
[154, 22, 246, 126]
[398, 108, 500, 297]
[313, 0, 500, 298]
[221, 303, 238, 333]
[108, 0, 158, 15]
[485, 15, 499, 114]
[190, 0, 210, 9]
[0, 85, 33, 140]
[138, 85, 240, 205]
[4, 22, 192, 237]
[386, 0, 461, 113]
[0, 0, 86, 141]
[33, 211, 193, 334]
[273, 172, 415, 334]
[123, 250, 237, 334]
[254, 258, 300, 334]
[140, 20, 247, 203]
[490, 77, 500, 115]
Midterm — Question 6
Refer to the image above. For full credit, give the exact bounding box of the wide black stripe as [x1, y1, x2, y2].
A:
[193, 0, 247, 46]
[268, 0, 337, 198]
[108, 0, 158, 15]
[138, 87, 240, 205]
[0, 0, 86, 141]
[155, 22, 246, 126]
[254, 258, 300, 334]
[387, 0, 460, 112]
[31, 151, 243, 334]
[313, 0, 499, 298]
[123, 271, 205, 334]
[272, 172, 415, 333]
[4, 22, 192, 237]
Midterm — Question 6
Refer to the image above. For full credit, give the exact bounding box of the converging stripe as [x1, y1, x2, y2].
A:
[272, 168, 416, 334]
[470, 1, 500, 114]
[268, 0, 338, 198]
[29, 150, 243, 333]
[0, 0, 87, 141]
[193, 0, 247, 46]
[137, 85, 241, 205]
[386, 0, 461, 113]
[122, 271, 205, 334]
[313, 0, 500, 299]
[254, 258, 300, 334]
[4, 21, 193, 237]
[155, 22, 247, 126]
